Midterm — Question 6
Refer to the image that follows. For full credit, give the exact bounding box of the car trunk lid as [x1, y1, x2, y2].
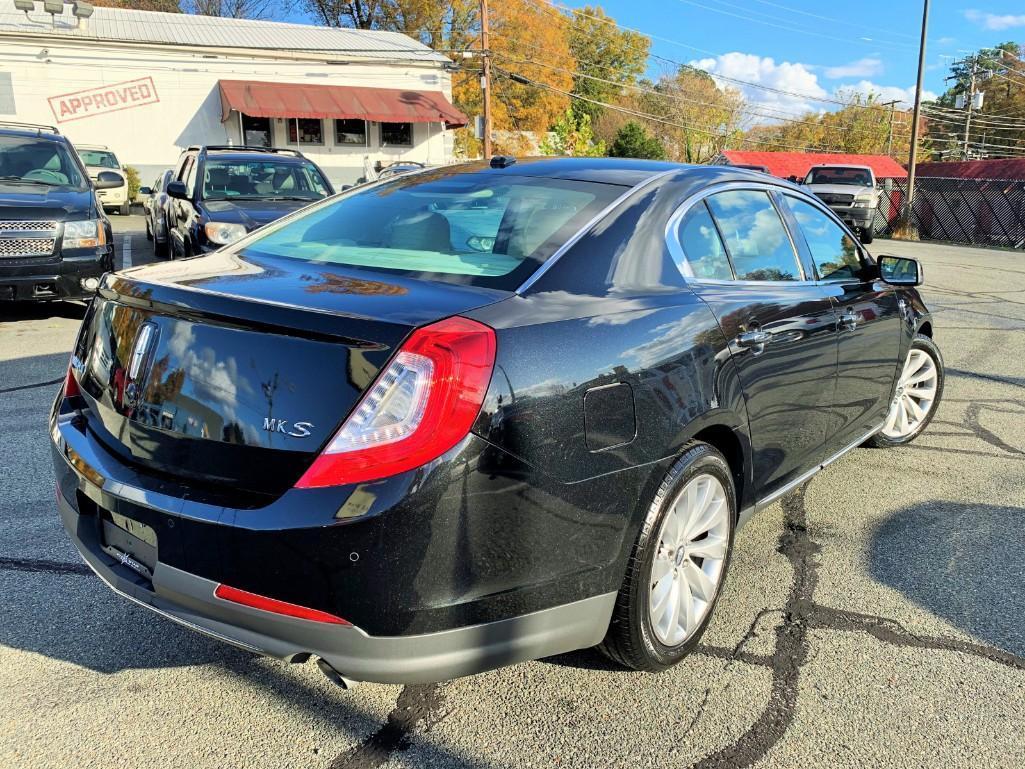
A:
[74, 251, 508, 497]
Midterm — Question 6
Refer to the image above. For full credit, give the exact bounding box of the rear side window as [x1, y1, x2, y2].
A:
[239, 172, 622, 290]
[706, 190, 802, 281]
[784, 196, 862, 281]
[674, 202, 733, 280]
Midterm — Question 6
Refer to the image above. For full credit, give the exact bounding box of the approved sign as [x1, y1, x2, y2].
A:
[48, 77, 159, 123]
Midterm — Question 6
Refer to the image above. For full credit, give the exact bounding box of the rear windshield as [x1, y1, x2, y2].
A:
[238, 172, 624, 290]
[78, 149, 120, 169]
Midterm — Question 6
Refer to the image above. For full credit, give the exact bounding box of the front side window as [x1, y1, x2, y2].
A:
[183, 156, 198, 197]
[675, 201, 733, 280]
[705, 190, 801, 282]
[287, 118, 324, 145]
[201, 159, 330, 201]
[238, 172, 621, 290]
[381, 122, 413, 147]
[335, 119, 368, 145]
[78, 149, 119, 169]
[0, 136, 85, 189]
[785, 196, 862, 281]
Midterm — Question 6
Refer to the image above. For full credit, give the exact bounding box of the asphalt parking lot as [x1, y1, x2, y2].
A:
[2, 216, 1023, 768]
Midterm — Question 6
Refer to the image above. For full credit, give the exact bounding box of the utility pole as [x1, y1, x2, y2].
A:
[882, 99, 900, 157]
[905, 0, 929, 217]
[962, 56, 978, 159]
[480, 0, 493, 160]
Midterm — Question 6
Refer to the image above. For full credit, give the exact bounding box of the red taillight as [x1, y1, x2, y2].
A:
[213, 584, 351, 625]
[64, 363, 81, 398]
[296, 316, 497, 488]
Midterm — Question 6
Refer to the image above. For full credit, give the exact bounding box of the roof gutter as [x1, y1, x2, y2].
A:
[0, 31, 451, 68]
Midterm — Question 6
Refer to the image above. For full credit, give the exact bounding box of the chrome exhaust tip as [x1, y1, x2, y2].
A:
[317, 657, 360, 689]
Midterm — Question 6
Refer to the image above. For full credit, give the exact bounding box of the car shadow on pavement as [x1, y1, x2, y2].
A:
[0, 301, 88, 324]
[869, 500, 1025, 657]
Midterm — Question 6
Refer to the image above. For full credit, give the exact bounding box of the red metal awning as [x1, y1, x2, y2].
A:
[218, 80, 467, 129]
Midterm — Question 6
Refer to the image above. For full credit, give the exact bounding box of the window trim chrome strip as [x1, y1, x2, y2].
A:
[515, 168, 679, 295]
[754, 422, 883, 513]
[664, 180, 817, 285]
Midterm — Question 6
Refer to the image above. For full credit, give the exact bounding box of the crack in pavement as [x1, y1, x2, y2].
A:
[686, 482, 1025, 769]
[0, 556, 91, 576]
[0, 376, 64, 394]
[327, 683, 446, 769]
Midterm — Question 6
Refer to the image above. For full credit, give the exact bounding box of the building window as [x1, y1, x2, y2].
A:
[380, 122, 413, 147]
[335, 119, 368, 146]
[241, 115, 271, 147]
[287, 118, 324, 145]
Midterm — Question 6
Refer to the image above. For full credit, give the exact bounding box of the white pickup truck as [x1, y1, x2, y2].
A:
[803, 164, 879, 244]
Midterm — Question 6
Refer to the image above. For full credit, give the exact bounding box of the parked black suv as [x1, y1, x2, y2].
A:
[0, 122, 119, 301]
[165, 146, 334, 258]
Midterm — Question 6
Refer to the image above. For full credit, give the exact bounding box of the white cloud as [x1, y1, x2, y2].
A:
[690, 52, 828, 121]
[824, 58, 884, 79]
[836, 81, 938, 109]
[964, 10, 1025, 30]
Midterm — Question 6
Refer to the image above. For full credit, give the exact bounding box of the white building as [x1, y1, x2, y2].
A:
[0, 1, 466, 187]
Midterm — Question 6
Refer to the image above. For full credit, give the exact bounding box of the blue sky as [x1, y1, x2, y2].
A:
[283, 2, 1025, 121]
[559, 1, 1025, 119]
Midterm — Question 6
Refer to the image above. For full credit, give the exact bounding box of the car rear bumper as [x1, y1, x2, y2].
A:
[57, 487, 612, 683]
[0, 252, 112, 301]
[51, 398, 621, 683]
[98, 186, 128, 206]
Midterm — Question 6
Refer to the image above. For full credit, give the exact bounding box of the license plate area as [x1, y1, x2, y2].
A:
[99, 510, 158, 581]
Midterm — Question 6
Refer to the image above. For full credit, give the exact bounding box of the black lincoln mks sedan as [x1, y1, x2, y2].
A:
[51, 157, 942, 685]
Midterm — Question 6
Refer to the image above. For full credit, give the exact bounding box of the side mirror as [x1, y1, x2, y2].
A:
[166, 180, 188, 200]
[139, 186, 153, 195]
[94, 171, 124, 190]
[878, 255, 922, 286]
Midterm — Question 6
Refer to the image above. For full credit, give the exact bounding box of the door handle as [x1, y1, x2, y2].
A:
[839, 312, 858, 331]
[736, 330, 772, 348]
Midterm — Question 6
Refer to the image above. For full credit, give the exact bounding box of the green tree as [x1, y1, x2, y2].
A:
[930, 42, 1025, 159]
[566, 6, 649, 124]
[609, 121, 665, 159]
[540, 110, 606, 157]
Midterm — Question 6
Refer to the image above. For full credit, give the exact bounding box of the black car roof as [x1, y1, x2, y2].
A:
[433, 157, 787, 188]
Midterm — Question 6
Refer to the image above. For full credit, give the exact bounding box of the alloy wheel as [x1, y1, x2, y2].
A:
[882, 348, 938, 439]
[648, 473, 730, 646]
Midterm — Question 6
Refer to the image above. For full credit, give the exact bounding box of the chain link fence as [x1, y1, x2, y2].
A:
[871, 177, 1025, 249]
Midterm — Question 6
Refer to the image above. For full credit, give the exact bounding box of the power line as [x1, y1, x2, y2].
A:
[493, 64, 854, 153]
[526, 0, 916, 112]
[672, 0, 916, 52]
[495, 51, 912, 144]
[745, 0, 916, 40]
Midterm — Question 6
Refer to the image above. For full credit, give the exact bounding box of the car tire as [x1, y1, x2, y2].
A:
[120, 202, 131, 216]
[154, 234, 169, 259]
[145, 218, 153, 241]
[860, 227, 874, 244]
[598, 442, 736, 672]
[866, 333, 944, 448]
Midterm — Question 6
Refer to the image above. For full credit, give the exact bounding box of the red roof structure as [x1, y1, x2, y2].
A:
[718, 151, 908, 180]
[915, 158, 1025, 180]
[218, 80, 467, 128]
